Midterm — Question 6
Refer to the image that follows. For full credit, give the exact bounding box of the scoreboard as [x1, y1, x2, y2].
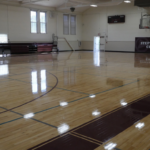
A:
[108, 15, 125, 23]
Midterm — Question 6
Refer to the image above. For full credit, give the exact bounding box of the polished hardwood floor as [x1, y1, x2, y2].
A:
[0, 51, 150, 150]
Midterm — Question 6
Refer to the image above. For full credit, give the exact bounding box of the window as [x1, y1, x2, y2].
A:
[30, 11, 37, 33]
[0, 34, 8, 43]
[30, 11, 47, 34]
[40, 12, 46, 33]
[63, 14, 69, 35]
[63, 14, 76, 35]
[70, 15, 76, 35]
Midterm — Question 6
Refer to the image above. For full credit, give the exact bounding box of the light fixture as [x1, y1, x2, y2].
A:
[135, 122, 145, 129]
[58, 123, 70, 134]
[89, 94, 96, 98]
[124, 0, 131, 3]
[104, 142, 117, 150]
[24, 113, 34, 119]
[60, 102, 68, 107]
[90, 4, 97, 7]
[92, 110, 101, 116]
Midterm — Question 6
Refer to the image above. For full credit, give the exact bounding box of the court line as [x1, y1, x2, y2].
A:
[6, 77, 89, 95]
[0, 106, 57, 128]
[0, 72, 59, 114]
[1, 62, 142, 82]
[0, 80, 138, 126]
[34, 80, 138, 114]
[0, 116, 23, 126]
[69, 133, 101, 145]
[1, 67, 137, 96]
[35, 96, 89, 114]
[74, 71, 136, 81]
[32, 118, 57, 128]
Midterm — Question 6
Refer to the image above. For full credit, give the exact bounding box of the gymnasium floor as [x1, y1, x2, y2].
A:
[0, 51, 150, 150]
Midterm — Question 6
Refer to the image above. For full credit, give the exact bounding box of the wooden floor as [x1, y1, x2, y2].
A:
[0, 51, 150, 150]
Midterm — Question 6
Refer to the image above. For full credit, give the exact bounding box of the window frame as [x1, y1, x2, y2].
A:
[63, 14, 76, 35]
[63, 14, 70, 35]
[30, 10, 47, 34]
[39, 11, 47, 34]
[30, 10, 38, 34]
[70, 15, 76, 35]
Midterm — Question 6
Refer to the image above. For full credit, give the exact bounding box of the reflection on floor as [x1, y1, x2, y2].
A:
[0, 51, 150, 150]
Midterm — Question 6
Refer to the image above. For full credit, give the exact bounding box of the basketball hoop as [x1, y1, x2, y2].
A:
[139, 12, 150, 29]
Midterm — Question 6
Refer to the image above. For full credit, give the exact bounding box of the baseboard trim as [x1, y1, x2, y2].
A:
[59, 50, 73, 52]
[105, 50, 135, 53]
[75, 49, 93, 51]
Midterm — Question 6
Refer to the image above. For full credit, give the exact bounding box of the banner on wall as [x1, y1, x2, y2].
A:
[135, 37, 150, 52]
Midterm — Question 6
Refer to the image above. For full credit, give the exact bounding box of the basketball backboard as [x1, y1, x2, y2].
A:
[139, 13, 150, 29]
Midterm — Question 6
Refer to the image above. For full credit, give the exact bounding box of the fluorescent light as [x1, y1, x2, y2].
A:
[89, 94, 96, 98]
[104, 143, 117, 150]
[60, 102, 68, 107]
[135, 122, 145, 129]
[124, 0, 131, 3]
[24, 113, 34, 119]
[92, 110, 101, 116]
[90, 4, 97, 7]
[58, 123, 69, 134]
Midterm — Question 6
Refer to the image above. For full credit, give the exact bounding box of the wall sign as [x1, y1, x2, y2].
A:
[135, 37, 150, 52]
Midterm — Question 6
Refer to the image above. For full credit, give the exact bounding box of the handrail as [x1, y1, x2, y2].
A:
[58, 37, 74, 51]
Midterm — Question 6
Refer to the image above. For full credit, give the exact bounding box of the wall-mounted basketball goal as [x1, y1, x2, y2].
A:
[139, 12, 150, 29]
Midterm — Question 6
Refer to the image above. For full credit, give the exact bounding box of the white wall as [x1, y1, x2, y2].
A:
[0, 3, 82, 51]
[1, 2, 149, 52]
[82, 2, 150, 52]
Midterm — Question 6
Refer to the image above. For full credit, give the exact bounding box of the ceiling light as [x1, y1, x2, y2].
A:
[24, 113, 34, 119]
[104, 143, 117, 150]
[90, 4, 97, 7]
[89, 94, 96, 98]
[92, 110, 101, 116]
[58, 123, 69, 134]
[135, 122, 145, 129]
[60, 102, 68, 107]
[124, 0, 131, 3]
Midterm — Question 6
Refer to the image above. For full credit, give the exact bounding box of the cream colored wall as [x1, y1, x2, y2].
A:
[82, 2, 150, 52]
[1, 2, 149, 52]
[0, 4, 82, 51]
[0, 5, 8, 35]
[0, 4, 56, 42]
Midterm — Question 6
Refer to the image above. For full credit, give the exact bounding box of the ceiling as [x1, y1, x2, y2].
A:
[0, 0, 132, 13]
